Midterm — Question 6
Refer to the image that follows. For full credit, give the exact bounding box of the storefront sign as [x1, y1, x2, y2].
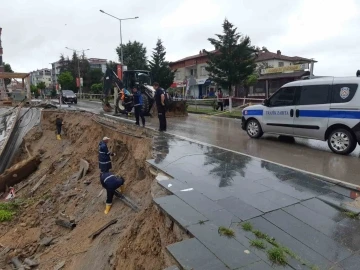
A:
[261, 64, 306, 75]
[196, 78, 211, 85]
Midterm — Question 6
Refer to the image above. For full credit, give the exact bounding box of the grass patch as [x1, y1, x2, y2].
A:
[253, 230, 268, 239]
[344, 211, 359, 219]
[198, 220, 206, 225]
[250, 239, 266, 249]
[218, 226, 235, 238]
[267, 247, 288, 265]
[266, 237, 280, 248]
[241, 222, 253, 231]
[0, 209, 13, 222]
[0, 201, 21, 211]
[241, 224, 319, 269]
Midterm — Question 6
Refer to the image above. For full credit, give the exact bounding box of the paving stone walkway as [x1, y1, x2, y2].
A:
[148, 133, 360, 270]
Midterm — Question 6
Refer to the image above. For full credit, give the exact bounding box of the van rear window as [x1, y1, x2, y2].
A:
[331, 84, 358, 103]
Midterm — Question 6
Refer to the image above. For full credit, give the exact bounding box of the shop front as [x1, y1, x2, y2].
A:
[250, 64, 311, 98]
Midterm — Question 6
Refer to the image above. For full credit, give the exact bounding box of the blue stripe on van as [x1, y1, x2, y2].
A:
[299, 110, 360, 119]
[244, 110, 263, 116]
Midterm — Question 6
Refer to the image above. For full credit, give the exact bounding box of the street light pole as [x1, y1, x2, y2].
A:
[65, 47, 90, 99]
[120, 20, 123, 64]
[99, 10, 139, 65]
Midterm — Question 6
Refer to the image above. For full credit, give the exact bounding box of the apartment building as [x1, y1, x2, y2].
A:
[169, 49, 215, 99]
[169, 49, 316, 98]
[88, 58, 107, 73]
[51, 58, 107, 87]
[29, 68, 52, 87]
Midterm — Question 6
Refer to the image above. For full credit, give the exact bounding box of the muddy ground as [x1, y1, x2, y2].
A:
[0, 110, 187, 270]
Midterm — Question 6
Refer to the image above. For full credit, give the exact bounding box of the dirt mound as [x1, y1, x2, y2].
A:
[0, 110, 186, 270]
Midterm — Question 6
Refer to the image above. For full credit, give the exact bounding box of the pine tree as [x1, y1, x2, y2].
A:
[149, 39, 175, 89]
[116, 41, 148, 70]
[206, 19, 256, 96]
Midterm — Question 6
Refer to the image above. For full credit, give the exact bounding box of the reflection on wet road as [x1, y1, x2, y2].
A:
[164, 114, 360, 186]
[75, 100, 360, 186]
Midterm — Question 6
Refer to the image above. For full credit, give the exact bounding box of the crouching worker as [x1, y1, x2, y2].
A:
[100, 172, 125, 214]
[98, 136, 116, 173]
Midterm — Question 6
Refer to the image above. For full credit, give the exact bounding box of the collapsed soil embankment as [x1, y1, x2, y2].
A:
[0, 110, 187, 270]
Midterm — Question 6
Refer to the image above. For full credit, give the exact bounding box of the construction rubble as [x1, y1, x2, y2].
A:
[0, 110, 187, 270]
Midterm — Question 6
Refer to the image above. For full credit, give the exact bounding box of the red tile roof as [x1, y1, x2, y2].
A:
[170, 50, 217, 64]
[169, 49, 316, 65]
[256, 51, 316, 63]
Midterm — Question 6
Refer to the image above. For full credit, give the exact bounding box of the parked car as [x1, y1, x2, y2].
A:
[242, 77, 360, 155]
[61, 90, 77, 104]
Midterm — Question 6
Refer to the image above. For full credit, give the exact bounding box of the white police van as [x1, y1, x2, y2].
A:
[241, 77, 360, 155]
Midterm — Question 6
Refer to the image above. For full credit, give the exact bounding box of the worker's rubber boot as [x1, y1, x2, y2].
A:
[104, 203, 112, 214]
[56, 134, 61, 140]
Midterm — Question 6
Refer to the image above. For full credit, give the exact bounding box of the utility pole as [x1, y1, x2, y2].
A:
[65, 47, 90, 99]
[99, 10, 138, 65]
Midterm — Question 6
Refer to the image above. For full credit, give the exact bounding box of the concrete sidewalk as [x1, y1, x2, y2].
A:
[148, 133, 360, 270]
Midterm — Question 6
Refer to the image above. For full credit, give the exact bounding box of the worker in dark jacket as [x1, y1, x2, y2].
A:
[132, 86, 145, 127]
[100, 171, 125, 214]
[98, 137, 116, 173]
[56, 115, 63, 140]
[153, 82, 166, 132]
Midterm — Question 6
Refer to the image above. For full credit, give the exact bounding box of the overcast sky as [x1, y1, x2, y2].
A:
[1, 0, 360, 76]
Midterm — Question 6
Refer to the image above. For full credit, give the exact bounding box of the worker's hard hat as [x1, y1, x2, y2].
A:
[103, 136, 110, 141]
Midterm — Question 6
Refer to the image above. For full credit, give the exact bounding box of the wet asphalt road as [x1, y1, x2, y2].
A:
[74, 100, 360, 186]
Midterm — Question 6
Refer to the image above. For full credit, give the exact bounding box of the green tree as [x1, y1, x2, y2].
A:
[206, 19, 256, 96]
[3, 62, 14, 86]
[149, 39, 175, 89]
[59, 54, 70, 73]
[30, 84, 38, 98]
[36, 81, 46, 90]
[116, 41, 148, 70]
[58, 71, 74, 90]
[89, 68, 104, 86]
[90, 83, 103, 94]
[36, 81, 46, 98]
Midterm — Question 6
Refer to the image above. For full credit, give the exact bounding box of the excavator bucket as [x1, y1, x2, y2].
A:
[102, 102, 113, 112]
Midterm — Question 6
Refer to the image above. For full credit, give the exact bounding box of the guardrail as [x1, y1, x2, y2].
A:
[75, 94, 115, 100]
[178, 97, 264, 112]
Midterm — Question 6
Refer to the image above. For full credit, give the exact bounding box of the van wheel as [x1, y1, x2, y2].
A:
[246, 119, 263, 139]
[328, 129, 356, 155]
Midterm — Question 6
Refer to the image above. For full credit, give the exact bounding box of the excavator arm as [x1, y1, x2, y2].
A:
[103, 68, 124, 107]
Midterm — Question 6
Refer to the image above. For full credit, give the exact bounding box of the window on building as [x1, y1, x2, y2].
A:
[269, 87, 297, 107]
[278, 62, 284, 67]
[331, 84, 358, 103]
[298, 85, 330, 105]
[190, 68, 197, 77]
[200, 66, 207, 76]
[176, 71, 182, 80]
